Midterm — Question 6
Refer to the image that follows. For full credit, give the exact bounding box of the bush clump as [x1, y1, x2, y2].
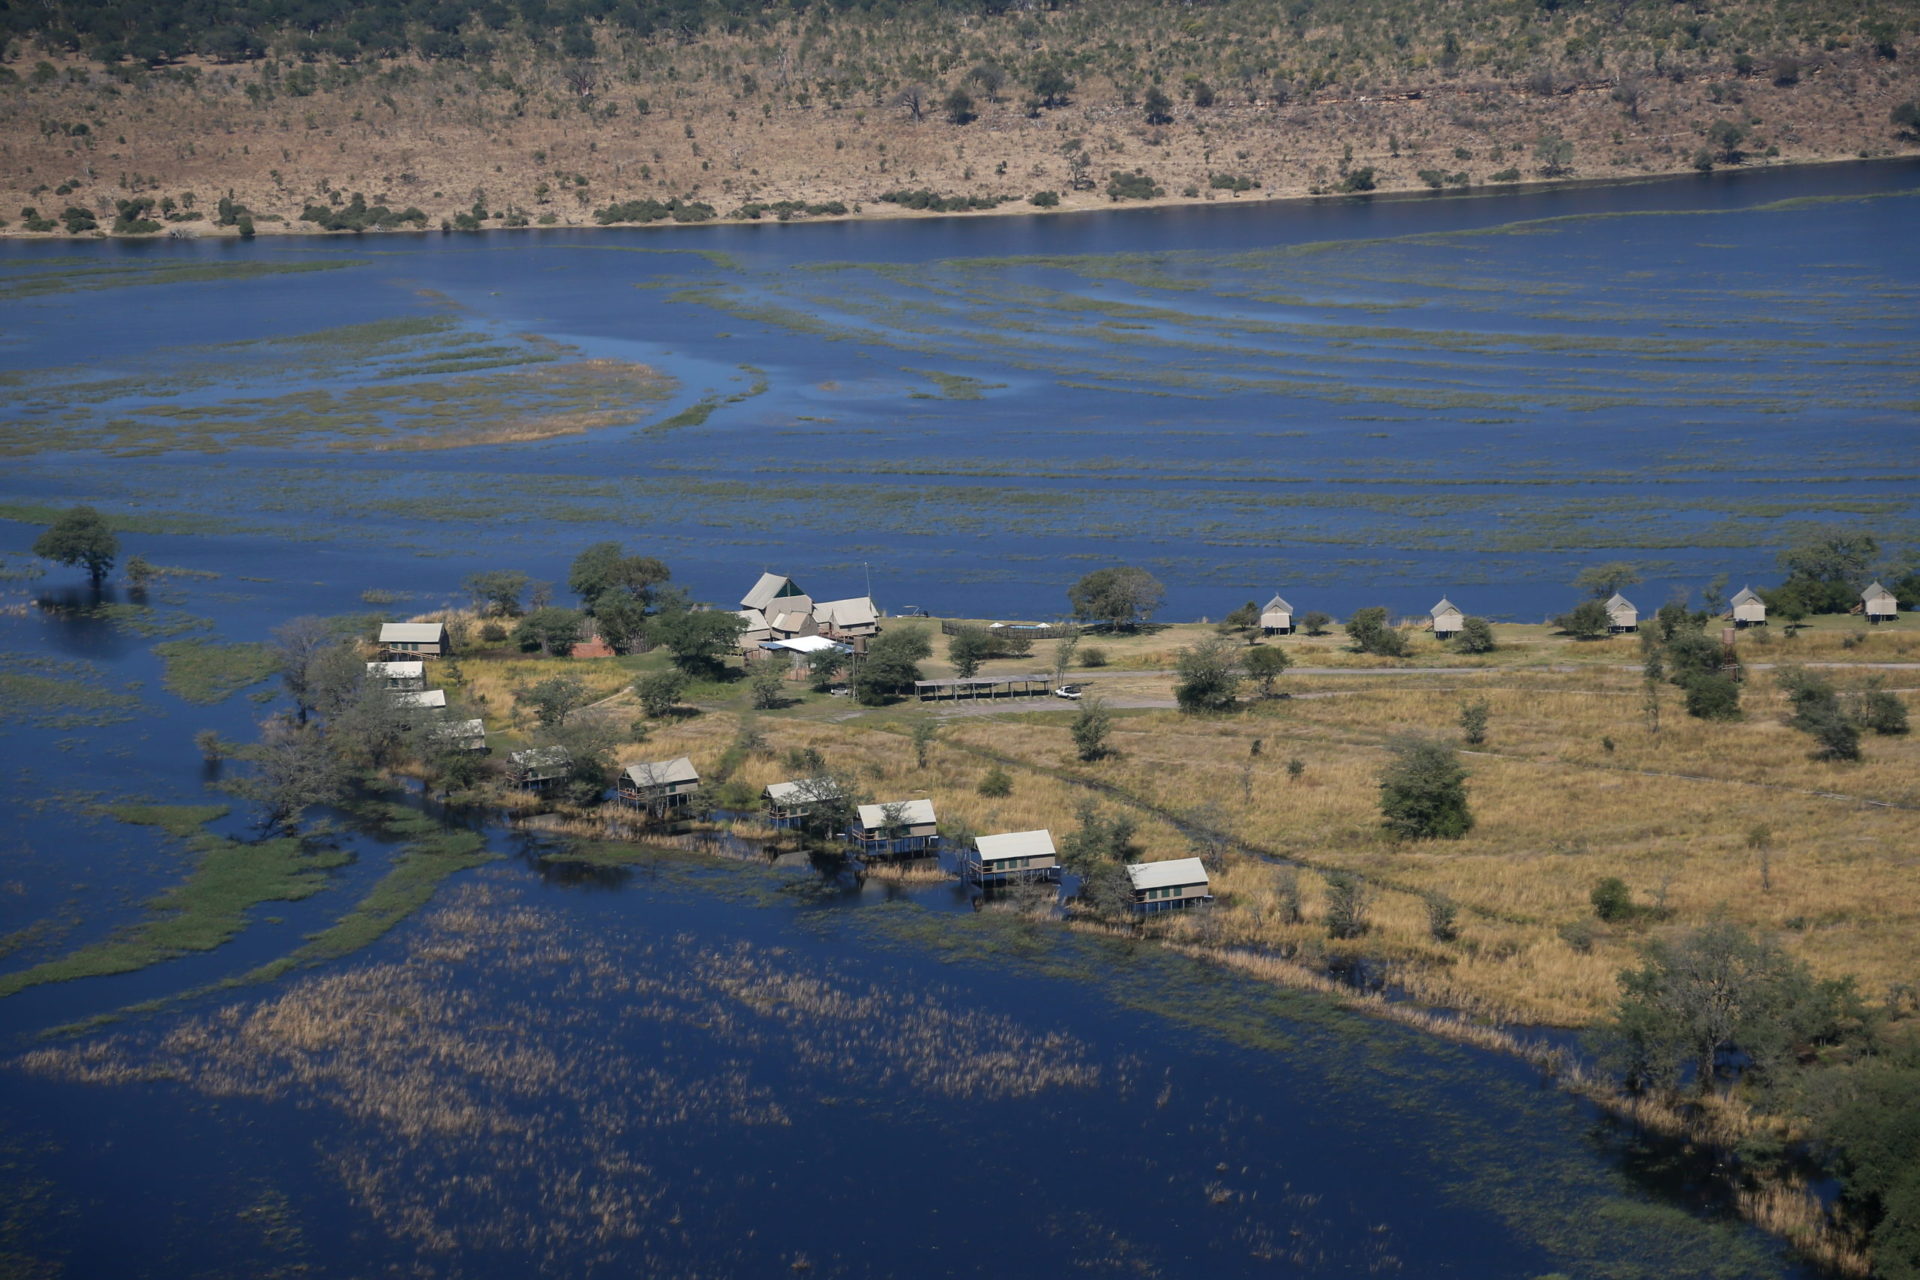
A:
[1105, 169, 1164, 201]
[875, 189, 1013, 213]
[595, 197, 718, 224]
[299, 193, 428, 232]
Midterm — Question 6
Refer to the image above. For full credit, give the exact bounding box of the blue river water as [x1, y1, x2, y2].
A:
[2, 162, 1914, 1277]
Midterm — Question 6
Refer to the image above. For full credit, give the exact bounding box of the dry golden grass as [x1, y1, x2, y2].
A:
[444, 626, 1917, 1030]
[929, 664, 1918, 1025]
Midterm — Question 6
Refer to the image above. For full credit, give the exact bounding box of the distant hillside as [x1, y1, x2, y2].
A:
[2, 0, 1916, 235]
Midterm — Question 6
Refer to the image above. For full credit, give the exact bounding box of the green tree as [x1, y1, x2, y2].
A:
[1681, 671, 1743, 721]
[1604, 919, 1862, 1095]
[1895, 100, 1920, 137]
[1174, 635, 1244, 713]
[1244, 645, 1291, 697]
[1068, 566, 1165, 629]
[1143, 85, 1173, 124]
[1217, 600, 1261, 643]
[1080, 862, 1138, 919]
[1535, 132, 1574, 175]
[1590, 876, 1634, 922]
[635, 669, 690, 717]
[1071, 696, 1114, 762]
[807, 645, 848, 691]
[1557, 599, 1612, 639]
[463, 569, 530, 617]
[852, 624, 932, 705]
[1059, 800, 1138, 872]
[1459, 699, 1489, 745]
[748, 661, 787, 710]
[1777, 529, 1878, 614]
[1033, 66, 1074, 108]
[512, 606, 584, 657]
[1453, 616, 1496, 654]
[1323, 870, 1372, 939]
[1851, 680, 1910, 736]
[977, 765, 1012, 797]
[944, 88, 975, 125]
[32, 505, 118, 584]
[1574, 561, 1643, 598]
[518, 673, 590, 727]
[1344, 606, 1410, 657]
[1379, 736, 1472, 839]
[948, 625, 992, 678]
[591, 592, 650, 655]
[1708, 118, 1749, 163]
[1819, 1055, 1920, 1280]
[229, 717, 346, 835]
[1301, 611, 1333, 636]
[910, 716, 939, 768]
[269, 615, 335, 723]
[649, 606, 746, 677]
[568, 541, 670, 611]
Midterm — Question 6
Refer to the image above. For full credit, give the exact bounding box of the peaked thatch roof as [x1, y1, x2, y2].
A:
[741, 572, 806, 611]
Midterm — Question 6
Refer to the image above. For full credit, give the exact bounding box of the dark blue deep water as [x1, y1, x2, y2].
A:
[2, 161, 1915, 1278]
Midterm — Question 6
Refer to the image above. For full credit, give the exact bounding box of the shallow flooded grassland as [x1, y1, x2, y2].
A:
[8, 865, 1814, 1279]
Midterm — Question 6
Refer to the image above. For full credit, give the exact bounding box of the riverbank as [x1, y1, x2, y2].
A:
[3, 24, 1915, 241]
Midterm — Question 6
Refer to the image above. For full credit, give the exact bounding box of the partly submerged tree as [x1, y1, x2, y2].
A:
[32, 505, 118, 585]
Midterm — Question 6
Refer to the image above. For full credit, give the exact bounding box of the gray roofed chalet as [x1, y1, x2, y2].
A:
[1862, 581, 1899, 623]
[1604, 593, 1638, 633]
[379, 621, 448, 658]
[1429, 598, 1464, 638]
[1260, 594, 1294, 636]
[1730, 586, 1768, 627]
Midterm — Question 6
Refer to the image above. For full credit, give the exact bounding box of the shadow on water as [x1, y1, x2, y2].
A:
[31, 584, 144, 662]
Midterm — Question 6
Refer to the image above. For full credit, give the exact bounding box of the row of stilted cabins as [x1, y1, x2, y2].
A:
[364, 640, 488, 755]
[1260, 582, 1902, 635]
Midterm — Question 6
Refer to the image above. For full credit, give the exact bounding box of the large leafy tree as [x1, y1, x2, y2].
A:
[568, 541, 671, 612]
[1173, 635, 1244, 713]
[1067, 566, 1165, 630]
[33, 506, 118, 584]
[1776, 528, 1879, 614]
[852, 624, 932, 705]
[649, 605, 746, 678]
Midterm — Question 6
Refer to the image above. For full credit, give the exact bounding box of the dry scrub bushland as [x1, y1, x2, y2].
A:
[3, 0, 1917, 237]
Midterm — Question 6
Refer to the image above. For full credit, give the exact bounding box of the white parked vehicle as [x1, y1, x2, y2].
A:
[1053, 685, 1084, 700]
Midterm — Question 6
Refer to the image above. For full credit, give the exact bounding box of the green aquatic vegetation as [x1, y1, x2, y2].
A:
[0, 502, 264, 537]
[0, 655, 143, 729]
[0, 258, 359, 302]
[104, 803, 231, 837]
[84, 603, 213, 639]
[0, 824, 350, 999]
[152, 639, 277, 704]
[238, 828, 493, 984]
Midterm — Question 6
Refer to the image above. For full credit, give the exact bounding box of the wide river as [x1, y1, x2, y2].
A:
[1, 161, 1915, 1277]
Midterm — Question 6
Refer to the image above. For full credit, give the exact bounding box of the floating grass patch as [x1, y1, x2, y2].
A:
[0, 655, 142, 729]
[0, 258, 359, 302]
[238, 828, 494, 984]
[152, 638, 276, 704]
[0, 827, 349, 999]
[105, 802, 231, 838]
